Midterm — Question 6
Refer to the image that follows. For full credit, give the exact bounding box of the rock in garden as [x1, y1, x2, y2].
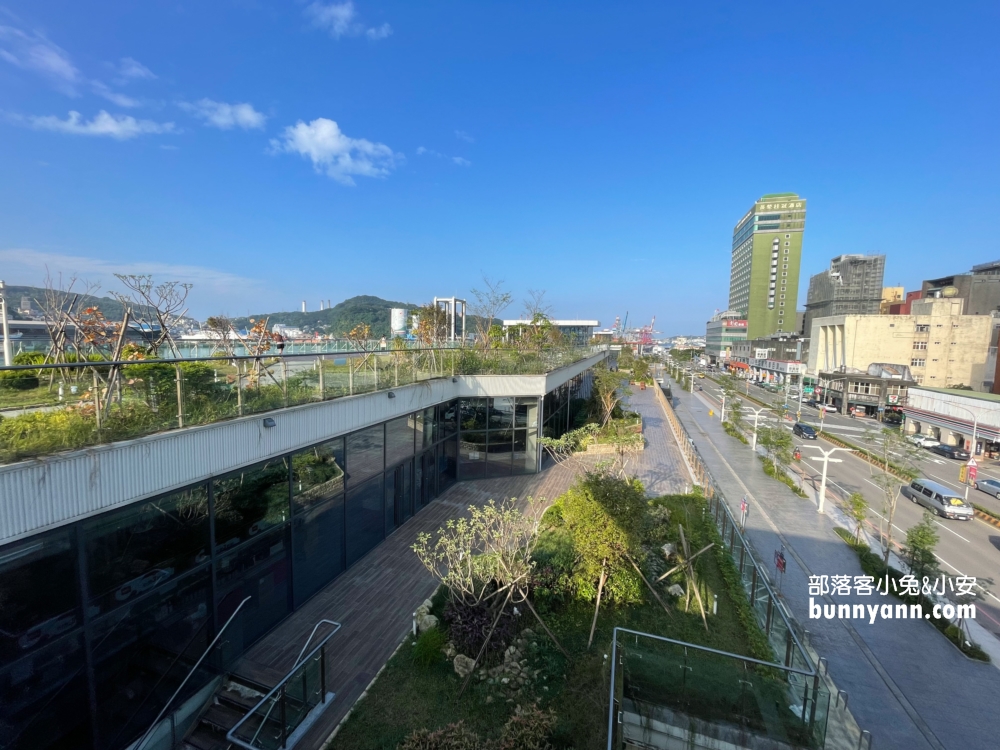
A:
[443, 642, 457, 659]
[416, 614, 439, 633]
[453, 655, 475, 678]
[522, 628, 535, 639]
[667, 584, 684, 597]
[661, 543, 676, 559]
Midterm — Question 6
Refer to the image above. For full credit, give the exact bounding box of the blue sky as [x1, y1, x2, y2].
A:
[1, 1, 997, 335]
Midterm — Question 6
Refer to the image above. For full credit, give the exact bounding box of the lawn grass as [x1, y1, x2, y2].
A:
[328, 493, 771, 750]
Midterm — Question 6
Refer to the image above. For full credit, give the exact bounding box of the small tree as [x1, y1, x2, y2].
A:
[631, 357, 651, 383]
[903, 512, 940, 582]
[729, 398, 745, 433]
[592, 362, 630, 427]
[469, 275, 512, 349]
[561, 472, 647, 647]
[862, 428, 922, 565]
[758, 425, 792, 475]
[846, 492, 869, 544]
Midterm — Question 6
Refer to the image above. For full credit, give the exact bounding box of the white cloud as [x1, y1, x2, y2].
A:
[25, 110, 177, 140]
[305, 2, 392, 41]
[91, 80, 140, 108]
[455, 130, 474, 143]
[270, 117, 398, 185]
[0, 24, 80, 92]
[305, 1, 358, 38]
[0, 248, 265, 316]
[115, 57, 155, 83]
[366, 23, 392, 40]
[180, 99, 266, 130]
[416, 146, 471, 167]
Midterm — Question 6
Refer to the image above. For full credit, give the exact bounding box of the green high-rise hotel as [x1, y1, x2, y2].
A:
[728, 193, 807, 339]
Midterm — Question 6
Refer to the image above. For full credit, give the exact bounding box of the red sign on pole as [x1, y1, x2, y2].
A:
[774, 550, 786, 574]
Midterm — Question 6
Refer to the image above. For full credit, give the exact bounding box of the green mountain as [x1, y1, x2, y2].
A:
[229, 295, 421, 338]
[2, 284, 149, 322]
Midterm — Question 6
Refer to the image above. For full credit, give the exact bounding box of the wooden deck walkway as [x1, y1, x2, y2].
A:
[231, 386, 689, 749]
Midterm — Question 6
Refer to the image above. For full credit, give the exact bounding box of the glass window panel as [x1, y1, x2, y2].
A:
[489, 398, 515, 429]
[415, 450, 435, 508]
[438, 439, 457, 491]
[384, 468, 397, 535]
[513, 429, 538, 474]
[0, 529, 79, 667]
[84, 486, 210, 617]
[346, 475, 385, 567]
[515, 397, 539, 429]
[0, 632, 90, 750]
[292, 438, 344, 513]
[215, 528, 290, 649]
[293, 495, 345, 606]
[402, 460, 413, 521]
[346, 424, 384, 485]
[459, 431, 487, 479]
[93, 567, 211, 749]
[459, 398, 488, 430]
[438, 399, 459, 438]
[416, 407, 437, 449]
[385, 415, 416, 467]
[487, 429, 513, 477]
[213, 458, 290, 551]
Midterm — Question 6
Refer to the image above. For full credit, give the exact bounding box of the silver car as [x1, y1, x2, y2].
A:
[974, 477, 1000, 499]
[901, 478, 973, 520]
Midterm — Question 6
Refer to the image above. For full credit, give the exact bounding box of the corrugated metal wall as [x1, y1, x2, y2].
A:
[0, 352, 606, 545]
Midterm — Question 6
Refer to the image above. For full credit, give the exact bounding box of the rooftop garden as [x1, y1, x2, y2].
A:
[327, 472, 783, 750]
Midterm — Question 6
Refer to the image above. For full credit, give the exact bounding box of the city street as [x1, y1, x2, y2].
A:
[686, 368, 1000, 640]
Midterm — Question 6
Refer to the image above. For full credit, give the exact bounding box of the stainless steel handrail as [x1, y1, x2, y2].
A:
[133, 596, 251, 750]
[245, 620, 342, 748]
[226, 621, 342, 750]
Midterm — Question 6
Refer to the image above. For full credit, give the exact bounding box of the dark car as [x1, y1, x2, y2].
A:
[929, 444, 971, 460]
[793, 423, 817, 439]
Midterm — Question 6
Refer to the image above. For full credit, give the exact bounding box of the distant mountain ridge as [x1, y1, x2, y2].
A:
[2, 284, 156, 323]
[229, 295, 421, 338]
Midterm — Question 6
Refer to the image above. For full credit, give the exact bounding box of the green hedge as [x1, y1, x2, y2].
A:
[832, 527, 988, 661]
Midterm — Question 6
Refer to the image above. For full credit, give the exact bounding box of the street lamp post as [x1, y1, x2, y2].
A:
[747, 406, 768, 452]
[806, 446, 850, 513]
[0, 280, 11, 367]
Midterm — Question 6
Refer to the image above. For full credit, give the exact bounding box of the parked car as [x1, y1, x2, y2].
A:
[907, 435, 940, 448]
[901, 478, 973, 520]
[929, 444, 970, 460]
[792, 422, 818, 439]
[974, 477, 1000, 499]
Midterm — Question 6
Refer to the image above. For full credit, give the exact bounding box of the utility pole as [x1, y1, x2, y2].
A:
[0, 280, 11, 367]
[806, 446, 849, 513]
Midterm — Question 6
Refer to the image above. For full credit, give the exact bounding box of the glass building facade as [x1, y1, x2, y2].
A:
[0, 395, 546, 750]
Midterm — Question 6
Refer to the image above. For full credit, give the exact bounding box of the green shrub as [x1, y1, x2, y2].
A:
[398, 722, 481, 750]
[0, 370, 40, 390]
[495, 706, 556, 750]
[0, 408, 95, 461]
[12, 352, 46, 365]
[413, 628, 447, 668]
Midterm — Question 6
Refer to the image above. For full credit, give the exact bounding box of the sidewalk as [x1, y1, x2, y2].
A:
[660, 381, 1000, 750]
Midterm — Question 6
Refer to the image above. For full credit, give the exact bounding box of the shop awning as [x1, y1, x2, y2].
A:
[728, 362, 749, 370]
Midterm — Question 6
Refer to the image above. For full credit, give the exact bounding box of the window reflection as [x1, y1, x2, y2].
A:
[346, 476, 384, 566]
[84, 486, 210, 616]
[346, 424, 384, 485]
[416, 407, 436, 449]
[292, 438, 344, 513]
[438, 399, 460, 437]
[293, 496, 345, 606]
[0, 530, 79, 666]
[213, 459, 290, 551]
[385, 415, 415, 467]
[458, 398, 488, 430]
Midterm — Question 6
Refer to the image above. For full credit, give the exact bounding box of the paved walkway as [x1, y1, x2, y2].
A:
[668, 380, 1000, 750]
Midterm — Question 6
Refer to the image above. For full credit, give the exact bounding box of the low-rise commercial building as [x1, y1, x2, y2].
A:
[704, 310, 746, 364]
[816, 363, 916, 418]
[808, 298, 997, 391]
[904, 386, 1000, 457]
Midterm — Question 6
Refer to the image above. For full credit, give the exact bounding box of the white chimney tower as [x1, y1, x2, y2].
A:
[302, 300, 307, 313]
